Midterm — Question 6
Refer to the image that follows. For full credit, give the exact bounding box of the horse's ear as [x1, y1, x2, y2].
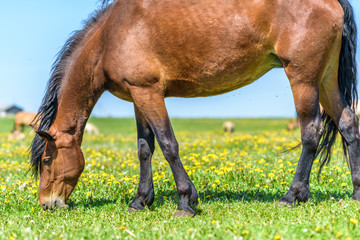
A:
[36, 130, 55, 141]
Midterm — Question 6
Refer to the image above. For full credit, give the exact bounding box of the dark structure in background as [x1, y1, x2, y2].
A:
[0, 105, 23, 117]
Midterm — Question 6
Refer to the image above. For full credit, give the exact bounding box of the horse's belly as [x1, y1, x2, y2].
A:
[164, 54, 281, 98]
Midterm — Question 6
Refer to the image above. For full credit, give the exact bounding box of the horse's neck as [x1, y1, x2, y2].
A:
[51, 18, 108, 143]
[51, 72, 103, 144]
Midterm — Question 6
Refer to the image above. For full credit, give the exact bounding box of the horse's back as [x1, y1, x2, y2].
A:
[101, 0, 344, 99]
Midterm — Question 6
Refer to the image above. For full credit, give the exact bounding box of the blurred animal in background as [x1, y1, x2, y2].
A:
[84, 123, 100, 135]
[223, 121, 235, 133]
[8, 112, 39, 140]
[13, 112, 39, 132]
[287, 119, 299, 131]
[8, 130, 25, 141]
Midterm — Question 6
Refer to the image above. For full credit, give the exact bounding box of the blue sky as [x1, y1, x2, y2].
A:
[0, 1, 359, 118]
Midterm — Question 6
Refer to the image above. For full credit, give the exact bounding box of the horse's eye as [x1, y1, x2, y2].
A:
[43, 157, 52, 164]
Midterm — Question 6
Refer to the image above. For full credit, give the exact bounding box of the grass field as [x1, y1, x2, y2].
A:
[1, 117, 360, 239]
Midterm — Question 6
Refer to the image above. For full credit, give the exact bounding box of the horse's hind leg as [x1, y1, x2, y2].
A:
[128, 106, 155, 211]
[319, 80, 360, 200]
[279, 81, 323, 205]
[131, 88, 198, 216]
[276, 13, 345, 205]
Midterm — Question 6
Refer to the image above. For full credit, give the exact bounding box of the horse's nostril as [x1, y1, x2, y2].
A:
[42, 203, 48, 210]
[54, 200, 58, 209]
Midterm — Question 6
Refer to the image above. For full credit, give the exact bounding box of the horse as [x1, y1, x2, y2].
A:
[8, 112, 39, 141]
[84, 123, 100, 135]
[223, 121, 235, 133]
[30, 0, 357, 216]
[13, 111, 39, 132]
[287, 119, 299, 131]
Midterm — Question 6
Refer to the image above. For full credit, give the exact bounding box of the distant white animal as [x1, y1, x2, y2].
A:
[85, 123, 100, 135]
[223, 121, 235, 133]
[8, 130, 25, 141]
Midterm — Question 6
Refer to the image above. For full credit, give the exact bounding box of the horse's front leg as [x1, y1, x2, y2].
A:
[279, 83, 323, 206]
[131, 87, 198, 216]
[128, 106, 155, 212]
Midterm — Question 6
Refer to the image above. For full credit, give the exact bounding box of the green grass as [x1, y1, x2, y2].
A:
[1, 117, 359, 239]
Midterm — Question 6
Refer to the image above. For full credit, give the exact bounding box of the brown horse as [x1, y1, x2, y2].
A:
[31, 0, 357, 216]
[13, 112, 38, 132]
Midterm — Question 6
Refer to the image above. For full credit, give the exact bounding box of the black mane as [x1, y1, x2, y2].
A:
[101, 0, 114, 6]
[29, 3, 112, 175]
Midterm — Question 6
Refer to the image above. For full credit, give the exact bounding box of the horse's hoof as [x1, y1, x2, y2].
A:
[277, 201, 292, 208]
[174, 209, 196, 217]
[127, 207, 140, 213]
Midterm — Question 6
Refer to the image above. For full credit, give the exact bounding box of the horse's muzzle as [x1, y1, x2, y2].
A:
[41, 198, 69, 211]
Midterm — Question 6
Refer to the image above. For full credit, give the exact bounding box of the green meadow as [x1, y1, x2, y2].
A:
[0, 117, 359, 239]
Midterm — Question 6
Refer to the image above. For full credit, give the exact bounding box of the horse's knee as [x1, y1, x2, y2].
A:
[339, 108, 359, 144]
[301, 119, 323, 150]
[161, 140, 179, 161]
[138, 138, 152, 160]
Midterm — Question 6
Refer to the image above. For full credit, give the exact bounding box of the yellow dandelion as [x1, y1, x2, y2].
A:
[336, 232, 343, 238]
[274, 234, 281, 240]
[349, 218, 358, 225]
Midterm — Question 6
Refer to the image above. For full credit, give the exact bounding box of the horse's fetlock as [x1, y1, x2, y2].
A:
[290, 182, 308, 194]
[352, 176, 360, 190]
[177, 181, 192, 196]
[288, 182, 310, 202]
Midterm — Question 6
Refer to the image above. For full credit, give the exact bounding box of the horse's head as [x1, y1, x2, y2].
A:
[36, 130, 84, 210]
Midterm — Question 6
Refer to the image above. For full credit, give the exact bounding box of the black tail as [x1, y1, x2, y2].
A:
[317, 0, 357, 176]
